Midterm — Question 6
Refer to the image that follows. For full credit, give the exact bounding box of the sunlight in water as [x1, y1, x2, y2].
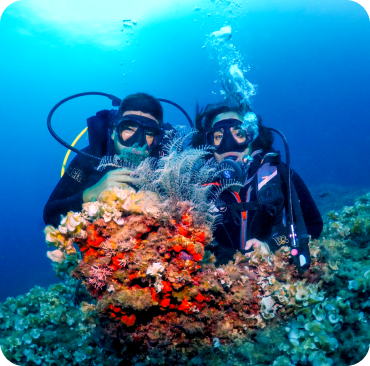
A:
[1, 0, 200, 47]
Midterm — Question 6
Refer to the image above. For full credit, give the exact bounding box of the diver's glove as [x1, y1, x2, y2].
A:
[292, 241, 311, 272]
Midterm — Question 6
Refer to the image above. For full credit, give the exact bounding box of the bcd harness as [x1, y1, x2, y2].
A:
[221, 151, 306, 253]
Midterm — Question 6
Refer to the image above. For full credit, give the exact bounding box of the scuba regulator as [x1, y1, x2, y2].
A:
[219, 155, 251, 181]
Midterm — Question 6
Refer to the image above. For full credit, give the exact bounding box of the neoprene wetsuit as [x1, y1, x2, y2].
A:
[44, 109, 172, 227]
[211, 149, 323, 264]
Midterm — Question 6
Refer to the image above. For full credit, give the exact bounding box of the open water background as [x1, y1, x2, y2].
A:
[0, 0, 369, 301]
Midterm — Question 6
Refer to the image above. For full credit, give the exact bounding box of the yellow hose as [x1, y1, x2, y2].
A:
[61, 127, 88, 177]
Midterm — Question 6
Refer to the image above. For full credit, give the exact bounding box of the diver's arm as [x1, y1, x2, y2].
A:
[43, 153, 95, 227]
[263, 169, 322, 259]
[291, 171, 323, 239]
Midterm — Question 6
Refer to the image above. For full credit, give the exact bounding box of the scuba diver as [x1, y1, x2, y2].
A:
[44, 92, 172, 227]
[193, 100, 323, 271]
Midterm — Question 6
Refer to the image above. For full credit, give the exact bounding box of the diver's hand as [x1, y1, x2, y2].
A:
[244, 238, 270, 255]
[83, 168, 136, 203]
[294, 242, 311, 272]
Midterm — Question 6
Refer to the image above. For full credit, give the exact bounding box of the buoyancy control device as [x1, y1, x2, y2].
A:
[218, 128, 311, 272]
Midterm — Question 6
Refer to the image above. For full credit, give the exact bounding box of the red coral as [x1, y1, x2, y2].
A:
[69, 211, 269, 361]
[112, 253, 124, 268]
[162, 281, 172, 293]
[151, 287, 159, 303]
[186, 243, 196, 255]
[194, 232, 205, 244]
[84, 248, 98, 263]
[109, 304, 122, 313]
[121, 314, 136, 327]
[172, 244, 183, 252]
[195, 293, 205, 303]
[177, 225, 190, 238]
[86, 225, 105, 247]
[178, 297, 192, 313]
[193, 254, 203, 262]
[160, 298, 170, 308]
[87, 235, 104, 248]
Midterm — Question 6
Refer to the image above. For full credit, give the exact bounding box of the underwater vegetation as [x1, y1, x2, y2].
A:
[0, 279, 122, 365]
[1, 139, 369, 365]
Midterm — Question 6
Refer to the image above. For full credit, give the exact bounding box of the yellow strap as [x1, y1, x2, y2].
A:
[61, 127, 88, 177]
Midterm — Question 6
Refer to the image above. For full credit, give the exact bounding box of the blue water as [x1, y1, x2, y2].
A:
[0, 0, 369, 301]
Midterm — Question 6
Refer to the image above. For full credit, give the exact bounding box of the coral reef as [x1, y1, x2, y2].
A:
[0, 280, 122, 365]
[1, 138, 369, 365]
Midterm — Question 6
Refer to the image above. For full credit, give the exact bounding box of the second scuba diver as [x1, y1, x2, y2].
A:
[44, 93, 169, 227]
[193, 101, 323, 270]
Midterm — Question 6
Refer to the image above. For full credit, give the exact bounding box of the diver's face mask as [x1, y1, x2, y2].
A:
[205, 119, 254, 154]
[116, 114, 164, 149]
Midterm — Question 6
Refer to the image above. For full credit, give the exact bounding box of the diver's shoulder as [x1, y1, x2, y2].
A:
[68, 146, 99, 169]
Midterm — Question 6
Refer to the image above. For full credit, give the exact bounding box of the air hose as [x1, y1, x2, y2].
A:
[267, 127, 310, 271]
[47, 92, 194, 162]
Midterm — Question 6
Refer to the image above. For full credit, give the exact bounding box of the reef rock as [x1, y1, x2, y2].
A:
[1, 133, 369, 365]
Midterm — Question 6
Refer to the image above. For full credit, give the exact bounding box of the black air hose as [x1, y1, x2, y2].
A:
[290, 180, 309, 244]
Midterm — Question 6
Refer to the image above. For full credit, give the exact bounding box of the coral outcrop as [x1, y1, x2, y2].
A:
[1, 136, 369, 365]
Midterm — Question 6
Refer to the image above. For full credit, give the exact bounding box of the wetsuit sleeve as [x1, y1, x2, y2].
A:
[291, 171, 323, 240]
[43, 153, 95, 227]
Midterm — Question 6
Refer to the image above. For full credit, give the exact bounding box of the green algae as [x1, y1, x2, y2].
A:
[0, 280, 122, 365]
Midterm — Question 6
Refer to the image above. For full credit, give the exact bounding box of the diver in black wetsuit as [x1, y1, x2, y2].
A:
[44, 92, 170, 227]
[193, 101, 323, 270]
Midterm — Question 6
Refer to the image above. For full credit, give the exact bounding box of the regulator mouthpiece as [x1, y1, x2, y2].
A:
[219, 156, 248, 181]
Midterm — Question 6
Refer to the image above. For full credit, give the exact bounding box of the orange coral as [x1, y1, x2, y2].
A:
[112, 254, 123, 268]
[193, 254, 203, 262]
[84, 248, 98, 263]
[151, 287, 159, 303]
[186, 243, 196, 255]
[178, 297, 192, 313]
[160, 298, 170, 307]
[162, 281, 172, 293]
[121, 314, 136, 327]
[172, 244, 183, 252]
[177, 225, 190, 237]
[195, 293, 205, 303]
[109, 305, 122, 313]
[194, 232, 205, 244]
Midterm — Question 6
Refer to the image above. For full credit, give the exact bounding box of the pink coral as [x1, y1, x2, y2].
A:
[87, 264, 113, 289]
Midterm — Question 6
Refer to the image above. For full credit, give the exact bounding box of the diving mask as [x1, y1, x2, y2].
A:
[205, 118, 254, 154]
[116, 114, 164, 148]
